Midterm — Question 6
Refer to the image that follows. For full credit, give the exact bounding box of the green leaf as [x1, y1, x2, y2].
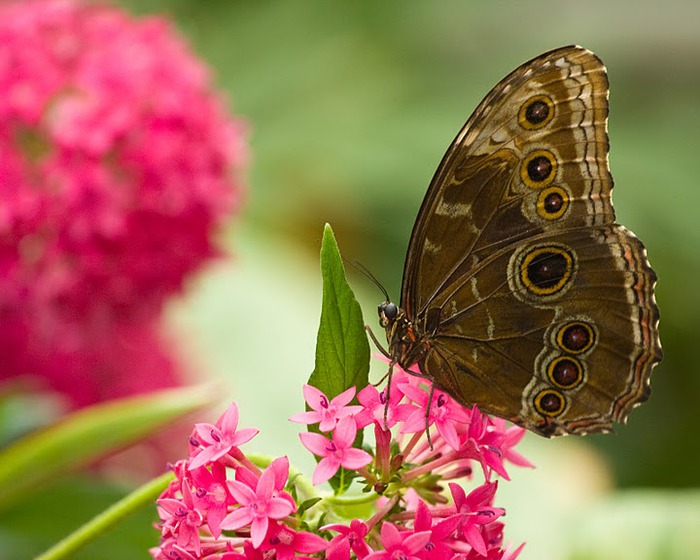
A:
[0, 385, 215, 510]
[308, 224, 370, 398]
[34, 472, 172, 560]
[0, 475, 160, 560]
[308, 225, 370, 495]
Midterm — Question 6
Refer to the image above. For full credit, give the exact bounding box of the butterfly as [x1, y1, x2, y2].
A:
[376, 46, 662, 437]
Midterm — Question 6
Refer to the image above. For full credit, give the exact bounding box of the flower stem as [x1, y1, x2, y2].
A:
[35, 471, 174, 560]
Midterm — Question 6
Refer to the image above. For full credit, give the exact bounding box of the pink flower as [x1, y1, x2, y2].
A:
[365, 522, 432, 560]
[0, 0, 247, 406]
[412, 501, 462, 560]
[157, 482, 203, 556]
[189, 462, 232, 538]
[449, 482, 505, 557]
[289, 385, 363, 432]
[323, 519, 372, 560]
[456, 407, 520, 480]
[189, 403, 259, 470]
[400, 384, 470, 450]
[221, 461, 295, 548]
[354, 380, 414, 430]
[260, 522, 327, 560]
[491, 420, 535, 469]
[298, 416, 373, 485]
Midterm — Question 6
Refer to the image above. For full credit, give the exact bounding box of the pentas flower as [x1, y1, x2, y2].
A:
[323, 519, 372, 560]
[399, 383, 471, 450]
[298, 416, 373, 484]
[153, 366, 530, 560]
[221, 462, 295, 547]
[353, 370, 415, 430]
[290, 385, 363, 432]
[364, 523, 432, 560]
[189, 403, 259, 469]
[260, 522, 327, 560]
[0, 0, 246, 407]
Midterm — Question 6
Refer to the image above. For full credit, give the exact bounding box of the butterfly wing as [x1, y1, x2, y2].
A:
[400, 46, 662, 436]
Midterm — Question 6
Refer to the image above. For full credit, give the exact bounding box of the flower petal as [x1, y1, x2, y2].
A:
[269, 456, 290, 491]
[313, 456, 340, 485]
[256, 463, 276, 500]
[227, 479, 258, 505]
[218, 403, 240, 433]
[250, 515, 269, 548]
[289, 410, 323, 424]
[266, 497, 294, 519]
[220, 506, 255, 531]
[303, 385, 327, 412]
[294, 531, 328, 553]
[299, 431, 332, 457]
[331, 386, 357, 408]
[231, 427, 259, 447]
[339, 448, 372, 470]
[333, 416, 357, 448]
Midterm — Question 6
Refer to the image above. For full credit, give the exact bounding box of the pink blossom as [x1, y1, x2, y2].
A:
[449, 482, 505, 557]
[491, 420, 535, 469]
[157, 482, 203, 556]
[260, 522, 327, 560]
[400, 383, 471, 450]
[457, 407, 515, 480]
[298, 416, 373, 485]
[221, 462, 295, 548]
[189, 403, 259, 470]
[151, 541, 199, 560]
[323, 519, 372, 560]
[234, 457, 297, 512]
[0, 0, 246, 407]
[189, 462, 232, 538]
[354, 380, 415, 430]
[289, 385, 363, 432]
[412, 501, 462, 560]
[365, 522, 432, 560]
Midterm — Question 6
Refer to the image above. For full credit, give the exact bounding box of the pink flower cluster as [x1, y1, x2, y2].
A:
[0, 0, 246, 406]
[152, 367, 530, 559]
[154, 404, 327, 559]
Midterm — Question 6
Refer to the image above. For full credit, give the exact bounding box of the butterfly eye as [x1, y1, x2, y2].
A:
[378, 302, 399, 327]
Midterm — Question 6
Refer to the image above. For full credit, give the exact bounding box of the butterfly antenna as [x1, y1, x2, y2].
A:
[344, 258, 391, 301]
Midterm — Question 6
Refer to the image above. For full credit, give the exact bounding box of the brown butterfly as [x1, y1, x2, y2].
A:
[376, 46, 662, 437]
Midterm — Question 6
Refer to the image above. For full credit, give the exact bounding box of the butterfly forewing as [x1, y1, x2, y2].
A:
[388, 45, 662, 437]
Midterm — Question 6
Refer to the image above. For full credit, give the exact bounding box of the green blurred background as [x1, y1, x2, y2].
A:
[5, 1, 700, 558]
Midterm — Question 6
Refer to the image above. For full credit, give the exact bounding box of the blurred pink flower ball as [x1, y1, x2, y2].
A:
[0, 0, 247, 405]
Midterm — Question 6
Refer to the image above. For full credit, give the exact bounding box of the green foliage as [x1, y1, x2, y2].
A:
[308, 224, 370, 399]
[0, 385, 214, 510]
[0, 476, 160, 560]
[307, 225, 370, 494]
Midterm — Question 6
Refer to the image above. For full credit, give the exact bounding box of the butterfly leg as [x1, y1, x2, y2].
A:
[425, 382, 435, 450]
[365, 324, 392, 359]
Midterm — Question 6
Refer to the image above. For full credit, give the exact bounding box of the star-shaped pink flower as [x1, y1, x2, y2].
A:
[298, 416, 372, 485]
[260, 521, 328, 560]
[365, 522, 432, 560]
[290, 385, 363, 432]
[449, 482, 505, 557]
[323, 519, 372, 560]
[400, 384, 470, 450]
[189, 462, 232, 538]
[189, 403, 259, 470]
[220, 462, 295, 547]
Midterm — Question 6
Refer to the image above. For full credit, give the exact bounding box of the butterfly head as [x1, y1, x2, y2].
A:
[377, 301, 398, 328]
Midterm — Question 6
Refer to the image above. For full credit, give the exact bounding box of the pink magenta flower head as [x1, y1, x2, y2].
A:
[221, 462, 296, 548]
[0, 0, 247, 405]
[298, 415, 373, 485]
[289, 385, 363, 432]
